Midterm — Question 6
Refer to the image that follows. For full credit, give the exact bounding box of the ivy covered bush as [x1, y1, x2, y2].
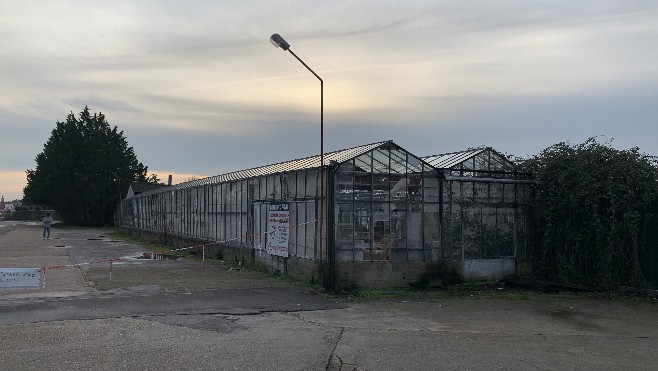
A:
[521, 138, 658, 289]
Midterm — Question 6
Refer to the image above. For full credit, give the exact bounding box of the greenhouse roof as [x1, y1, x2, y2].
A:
[127, 181, 170, 196]
[173, 140, 391, 189]
[422, 148, 489, 169]
[422, 147, 519, 176]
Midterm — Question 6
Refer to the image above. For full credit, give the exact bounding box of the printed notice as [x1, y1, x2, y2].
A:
[267, 203, 289, 257]
[0, 268, 41, 288]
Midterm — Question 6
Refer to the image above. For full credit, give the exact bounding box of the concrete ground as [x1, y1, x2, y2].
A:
[1, 221, 657, 370]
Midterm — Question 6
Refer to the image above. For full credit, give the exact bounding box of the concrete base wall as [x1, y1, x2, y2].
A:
[335, 261, 430, 289]
[120, 228, 325, 286]
[462, 258, 516, 280]
[253, 250, 324, 285]
[119, 228, 516, 288]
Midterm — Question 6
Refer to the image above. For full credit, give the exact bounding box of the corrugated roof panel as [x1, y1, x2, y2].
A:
[168, 140, 390, 191]
[129, 182, 170, 194]
[422, 148, 487, 169]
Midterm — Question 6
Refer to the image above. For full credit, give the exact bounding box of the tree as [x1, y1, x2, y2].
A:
[24, 106, 150, 226]
[521, 138, 658, 289]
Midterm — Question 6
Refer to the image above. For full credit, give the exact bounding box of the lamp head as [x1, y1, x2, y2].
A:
[270, 33, 290, 51]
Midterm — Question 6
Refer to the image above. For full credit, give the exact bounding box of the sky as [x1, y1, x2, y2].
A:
[1, 1, 657, 201]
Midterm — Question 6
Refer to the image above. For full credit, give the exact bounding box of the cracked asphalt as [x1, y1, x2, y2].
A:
[1, 221, 658, 370]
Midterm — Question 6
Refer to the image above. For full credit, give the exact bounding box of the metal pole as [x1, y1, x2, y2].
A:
[286, 49, 324, 262]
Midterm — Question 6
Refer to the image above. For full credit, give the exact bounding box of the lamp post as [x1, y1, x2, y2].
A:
[270, 33, 324, 262]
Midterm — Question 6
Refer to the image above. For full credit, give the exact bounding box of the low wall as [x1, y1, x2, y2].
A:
[119, 228, 512, 289]
[462, 258, 516, 280]
[253, 250, 325, 286]
[120, 227, 326, 286]
[334, 261, 430, 289]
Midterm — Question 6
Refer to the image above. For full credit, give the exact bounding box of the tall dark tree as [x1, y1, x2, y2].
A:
[24, 106, 149, 226]
[521, 138, 658, 289]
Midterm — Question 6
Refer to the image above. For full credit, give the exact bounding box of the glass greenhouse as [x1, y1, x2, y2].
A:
[120, 142, 531, 288]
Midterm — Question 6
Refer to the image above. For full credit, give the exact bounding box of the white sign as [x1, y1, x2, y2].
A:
[0, 268, 41, 288]
[267, 203, 289, 257]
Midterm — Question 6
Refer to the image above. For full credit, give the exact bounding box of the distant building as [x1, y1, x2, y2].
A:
[0, 196, 16, 212]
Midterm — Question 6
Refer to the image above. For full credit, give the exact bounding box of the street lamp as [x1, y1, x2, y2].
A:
[270, 33, 325, 262]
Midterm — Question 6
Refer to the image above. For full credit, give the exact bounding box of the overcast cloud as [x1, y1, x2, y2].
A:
[1, 1, 657, 201]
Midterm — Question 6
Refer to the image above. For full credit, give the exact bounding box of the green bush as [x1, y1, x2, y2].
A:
[521, 138, 658, 289]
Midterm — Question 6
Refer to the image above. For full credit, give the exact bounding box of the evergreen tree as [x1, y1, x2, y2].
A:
[24, 106, 150, 226]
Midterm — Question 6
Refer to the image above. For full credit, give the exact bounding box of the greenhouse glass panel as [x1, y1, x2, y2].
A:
[305, 170, 317, 198]
[462, 207, 482, 259]
[354, 152, 373, 173]
[389, 149, 407, 174]
[490, 153, 514, 174]
[371, 148, 390, 174]
[304, 201, 316, 259]
[423, 174, 440, 203]
[372, 174, 390, 202]
[240, 212, 248, 244]
[495, 209, 515, 257]
[240, 181, 248, 211]
[461, 181, 474, 202]
[273, 174, 282, 199]
[366, 202, 392, 261]
[258, 177, 267, 199]
[252, 203, 266, 251]
[294, 202, 306, 256]
[336, 202, 355, 253]
[288, 172, 297, 197]
[353, 169, 372, 202]
[389, 175, 407, 203]
[353, 201, 371, 246]
[336, 163, 355, 201]
[281, 174, 290, 199]
[490, 183, 505, 203]
[473, 153, 488, 172]
[473, 182, 489, 203]
[295, 170, 306, 198]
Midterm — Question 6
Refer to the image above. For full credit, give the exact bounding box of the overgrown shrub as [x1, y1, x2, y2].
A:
[521, 138, 658, 289]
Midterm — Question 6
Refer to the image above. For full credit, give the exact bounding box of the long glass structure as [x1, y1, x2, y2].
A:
[120, 142, 531, 287]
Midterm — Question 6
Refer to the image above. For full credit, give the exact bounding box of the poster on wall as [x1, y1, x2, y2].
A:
[267, 202, 290, 257]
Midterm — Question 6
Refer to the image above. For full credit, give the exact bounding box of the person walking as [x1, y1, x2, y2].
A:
[42, 213, 53, 239]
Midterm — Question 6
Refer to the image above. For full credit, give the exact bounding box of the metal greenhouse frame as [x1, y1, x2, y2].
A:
[120, 141, 443, 289]
[120, 142, 532, 288]
[423, 147, 533, 280]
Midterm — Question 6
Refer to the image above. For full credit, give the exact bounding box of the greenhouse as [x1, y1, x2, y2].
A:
[423, 147, 533, 280]
[119, 141, 531, 289]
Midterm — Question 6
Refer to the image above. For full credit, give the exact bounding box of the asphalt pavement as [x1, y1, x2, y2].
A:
[1, 221, 658, 370]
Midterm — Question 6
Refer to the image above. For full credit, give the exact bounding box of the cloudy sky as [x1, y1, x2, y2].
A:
[1, 1, 657, 201]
